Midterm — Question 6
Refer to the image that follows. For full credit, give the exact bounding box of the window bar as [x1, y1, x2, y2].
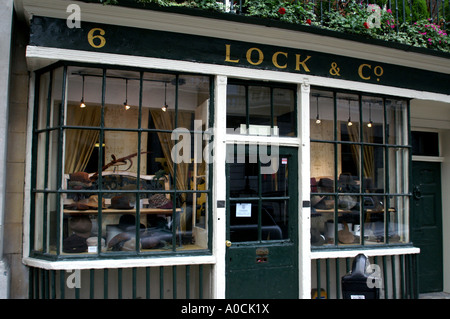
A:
[173, 74, 179, 250]
[50, 270, 56, 299]
[399, 254, 406, 298]
[359, 95, 365, 246]
[199, 264, 204, 299]
[384, 98, 390, 245]
[146, 267, 151, 299]
[334, 259, 339, 298]
[382, 256, 388, 298]
[186, 265, 191, 299]
[118, 268, 123, 299]
[325, 258, 330, 298]
[30, 72, 42, 254]
[104, 268, 108, 299]
[333, 92, 338, 246]
[42, 70, 53, 254]
[132, 267, 137, 299]
[316, 259, 321, 299]
[173, 265, 177, 299]
[56, 66, 68, 257]
[270, 87, 274, 133]
[59, 269, 65, 299]
[391, 255, 397, 299]
[258, 156, 262, 242]
[43, 268, 49, 299]
[135, 72, 144, 253]
[245, 85, 250, 133]
[160, 266, 164, 299]
[90, 269, 95, 299]
[97, 69, 107, 257]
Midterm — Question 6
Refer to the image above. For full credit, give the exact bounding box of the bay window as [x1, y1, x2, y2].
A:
[31, 64, 213, 259]
[310, 88, 410, 247]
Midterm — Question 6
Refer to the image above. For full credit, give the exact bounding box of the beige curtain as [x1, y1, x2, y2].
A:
[150, 109, 192, 231]
[347, 124, 375, 181]
[64, 105, 101, 174]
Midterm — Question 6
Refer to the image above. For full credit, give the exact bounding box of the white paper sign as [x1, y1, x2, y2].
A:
[236, 203, 252, 217]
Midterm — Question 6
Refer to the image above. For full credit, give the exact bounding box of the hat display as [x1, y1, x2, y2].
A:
[87, 195, 106, 209]
[110, 195, 134, 209]
[148, 194, 172, 209]
[63, 234, 88, 253]
[68, 215, 92, 238]
[338, 222, 355, 244]
[68, 172, 92, 189]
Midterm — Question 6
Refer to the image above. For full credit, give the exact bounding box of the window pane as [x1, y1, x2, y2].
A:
[388, 147, 409, 194]
[311, 197, 335, 246]
[362, 96, 384, 143]
[363, 146, 385, 194]
[388, 196, 409, 243]
[226, 84, 246, 134]
[261, 200, 289, 240]
[229, 200, 259, 242]
[274, 88, 295, 136]
[248, 86, 271, 131]
[337, 93, 359, 142]
[311, 142, 335, 193]
[338, 146, 361, 192]
[66, 66, 103, 125]
[387, 99, 408, 145]
[310, 89, 334, 140]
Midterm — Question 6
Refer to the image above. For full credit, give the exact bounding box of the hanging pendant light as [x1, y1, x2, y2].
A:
[124, 79, 130, 110]
[367, 102, 373, 128]
[315, 95, 321, 125]
[161, 82, 168, 112]
[80, 75, 86, 108]
[347, 100, 353, 127]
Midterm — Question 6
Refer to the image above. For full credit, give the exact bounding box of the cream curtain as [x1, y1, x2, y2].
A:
[64, 105, 101, 174]
[150, 109, 193, 231]
[347, 123, 375, 180]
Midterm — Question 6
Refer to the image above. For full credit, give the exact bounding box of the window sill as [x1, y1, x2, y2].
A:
[23, 254, 216, 270]
[310, 244, 420, 259]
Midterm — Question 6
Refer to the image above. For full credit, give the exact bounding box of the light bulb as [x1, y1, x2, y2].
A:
[367, 121, 373, 128]
[80, 99, 86, 108]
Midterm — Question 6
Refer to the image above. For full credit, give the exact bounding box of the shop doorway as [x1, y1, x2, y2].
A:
[225, 146, 298, 298]
[411, 161, 443, 293]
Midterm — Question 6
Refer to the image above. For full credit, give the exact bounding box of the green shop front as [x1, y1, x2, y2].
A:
[20, 1, 450, 299]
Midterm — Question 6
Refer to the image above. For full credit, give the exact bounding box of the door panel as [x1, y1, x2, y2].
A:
[226, 146, 298, 298]
[411, 161, 443, 293]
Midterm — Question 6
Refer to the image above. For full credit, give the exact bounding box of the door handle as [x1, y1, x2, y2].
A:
[413, 185, 422, 200]
[225, 240, 232, 247]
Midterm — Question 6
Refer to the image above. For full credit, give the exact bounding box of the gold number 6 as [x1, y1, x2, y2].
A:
[88, 28, 106, 49]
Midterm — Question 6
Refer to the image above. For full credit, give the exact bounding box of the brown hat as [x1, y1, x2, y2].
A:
[148, 194, 172, 209]
[87, 195, 106, 209]
[110, 195, 133, 209]
[70, 172, 91, 183]
[68, 215, 92, 238]
[338, 222, 355, 244]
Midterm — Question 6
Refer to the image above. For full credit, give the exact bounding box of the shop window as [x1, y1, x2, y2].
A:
[31, 64, 212, 259]
[310, 88, 410, 247]
[226, 80, 296, 137]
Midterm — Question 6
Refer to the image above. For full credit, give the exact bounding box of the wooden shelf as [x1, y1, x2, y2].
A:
[64, 208, 181, 215]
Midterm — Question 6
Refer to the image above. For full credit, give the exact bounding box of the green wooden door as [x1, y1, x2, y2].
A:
[411, 161, 443, 293]
[225, 146, 298, 298]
